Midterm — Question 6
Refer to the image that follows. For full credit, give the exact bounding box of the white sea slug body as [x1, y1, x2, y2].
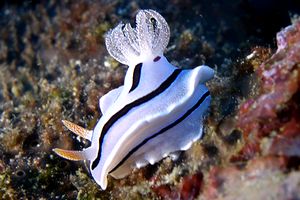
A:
[53, 9, 214, 190]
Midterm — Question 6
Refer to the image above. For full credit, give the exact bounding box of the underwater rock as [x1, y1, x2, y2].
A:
[237, 17, 300, 160]
[202, 157, 294, 200]
[179, 172, 203, 200]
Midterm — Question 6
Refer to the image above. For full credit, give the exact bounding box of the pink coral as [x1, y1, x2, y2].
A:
[237, 18, 300, 160]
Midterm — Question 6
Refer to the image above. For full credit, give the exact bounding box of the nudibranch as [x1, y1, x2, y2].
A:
[53, 9, 214, 190]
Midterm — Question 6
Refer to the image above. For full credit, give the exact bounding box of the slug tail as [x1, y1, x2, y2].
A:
[105, 9, 170, 66]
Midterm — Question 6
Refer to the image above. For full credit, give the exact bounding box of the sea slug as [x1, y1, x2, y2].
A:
[53, 9, 214, 190]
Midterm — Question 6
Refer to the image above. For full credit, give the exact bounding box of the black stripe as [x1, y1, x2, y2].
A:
[109, 90, 210, 173]
[91, 69, 182, 169]
[129, 63, 142, 93]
